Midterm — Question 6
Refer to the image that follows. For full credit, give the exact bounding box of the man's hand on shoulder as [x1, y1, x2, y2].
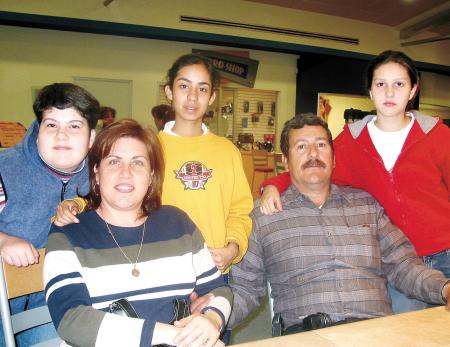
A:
[0, 233, 39, 267]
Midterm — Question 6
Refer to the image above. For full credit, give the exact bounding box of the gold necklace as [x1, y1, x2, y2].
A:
[102, 218, 146, 277]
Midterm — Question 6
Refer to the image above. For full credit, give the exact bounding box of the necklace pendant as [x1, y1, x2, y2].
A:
[132, 268, 140, 277]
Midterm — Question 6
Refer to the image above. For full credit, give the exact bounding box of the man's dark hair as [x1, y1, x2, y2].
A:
[280, 113, 333, 157]
[151, 104, 174, 122]
[100, 106, 116, 119]
[33, 83, 100, 129]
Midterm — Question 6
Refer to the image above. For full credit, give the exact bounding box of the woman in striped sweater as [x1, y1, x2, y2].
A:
[44, 119, 231, 347]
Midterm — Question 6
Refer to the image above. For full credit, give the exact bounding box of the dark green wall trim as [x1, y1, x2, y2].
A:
[0, 10, 449, 75]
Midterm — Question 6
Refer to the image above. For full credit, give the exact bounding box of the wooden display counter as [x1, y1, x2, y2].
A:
[233, 307, 450, 347]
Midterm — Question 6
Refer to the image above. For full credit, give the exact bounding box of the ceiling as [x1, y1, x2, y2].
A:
[245, 0, 450, 44]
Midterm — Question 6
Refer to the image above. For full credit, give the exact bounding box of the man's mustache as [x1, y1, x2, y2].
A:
[302, 159, 326, 169]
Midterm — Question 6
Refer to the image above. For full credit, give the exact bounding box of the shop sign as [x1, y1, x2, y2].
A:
[193, 49, 259, 87]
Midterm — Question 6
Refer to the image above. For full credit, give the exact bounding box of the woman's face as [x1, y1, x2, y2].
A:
[164, 63, 216, 125]
[95, 137, 152, 214]
[370, 62, 418, 119]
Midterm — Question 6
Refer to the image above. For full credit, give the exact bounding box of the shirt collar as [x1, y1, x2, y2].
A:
[282, 183, 351, 208]
[162, 120, 208, 136]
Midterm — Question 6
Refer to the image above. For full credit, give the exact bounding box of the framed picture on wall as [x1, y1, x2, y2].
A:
[257, 101, 264, 113]
[317, 92, 373, 138]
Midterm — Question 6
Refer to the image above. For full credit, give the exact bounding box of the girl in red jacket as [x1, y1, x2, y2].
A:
[260, 50, 450, 313]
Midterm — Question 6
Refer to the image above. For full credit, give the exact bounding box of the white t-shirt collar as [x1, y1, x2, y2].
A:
[162, 121, 208, 136]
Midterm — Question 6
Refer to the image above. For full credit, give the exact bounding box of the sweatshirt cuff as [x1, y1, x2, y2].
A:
[226, 236, 246, 264]
[72, 197, 88, 212]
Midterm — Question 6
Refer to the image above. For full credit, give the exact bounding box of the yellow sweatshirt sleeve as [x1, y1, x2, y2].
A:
[50, 197, 88, 223]
[225, 149, 253, 264]
[71, 197, 88, 212]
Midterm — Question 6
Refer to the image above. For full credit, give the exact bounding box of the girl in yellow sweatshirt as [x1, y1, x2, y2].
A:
[56, 54, 253, 274]
[160, 54, 253, 273]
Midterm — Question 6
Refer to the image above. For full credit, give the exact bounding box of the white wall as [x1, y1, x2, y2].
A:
[0, 0, 447, 134]
[0, 0, 448, 66]
[0, 25, 297, 134]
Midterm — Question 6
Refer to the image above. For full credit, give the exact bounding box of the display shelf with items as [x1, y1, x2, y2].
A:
[234, 88, 278, 148]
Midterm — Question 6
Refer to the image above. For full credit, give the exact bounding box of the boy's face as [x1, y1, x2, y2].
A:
[37, 107, 95, 172]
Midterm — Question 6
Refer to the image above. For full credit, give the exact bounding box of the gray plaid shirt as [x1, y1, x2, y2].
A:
[229, 184, 447, 328]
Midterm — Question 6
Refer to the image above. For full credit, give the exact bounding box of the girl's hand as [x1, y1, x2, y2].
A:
[173, 312, 222, 347]
[54, 200, 80, 226]
[209, 243, 238, 272]
[259, 185, 283, 215]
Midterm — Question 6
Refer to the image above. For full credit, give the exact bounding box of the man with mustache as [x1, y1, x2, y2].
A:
[227, 113, 449, 335]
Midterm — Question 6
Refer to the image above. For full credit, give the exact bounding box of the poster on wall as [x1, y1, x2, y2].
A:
[0, 122, 27, 148]
[319, 95, 332, 122]
[318, 93, 374, 138]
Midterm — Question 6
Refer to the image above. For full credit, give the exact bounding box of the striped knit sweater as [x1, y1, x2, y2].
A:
[44, 206, 232, 347]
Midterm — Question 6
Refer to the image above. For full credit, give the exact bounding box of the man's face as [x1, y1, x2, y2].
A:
[102, 111, 115, 126]
[282, 125, 334, 192]
[37, 107, 95, 172]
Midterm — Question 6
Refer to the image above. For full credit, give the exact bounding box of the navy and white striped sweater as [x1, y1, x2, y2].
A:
[44, 206, 232, 347]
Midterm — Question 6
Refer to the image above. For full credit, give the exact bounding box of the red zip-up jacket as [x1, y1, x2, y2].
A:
[264, 111, 450, 256]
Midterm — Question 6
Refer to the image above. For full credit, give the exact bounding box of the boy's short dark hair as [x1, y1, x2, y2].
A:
[280, 113, 333, 157]
[33, 83, 100, 130]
